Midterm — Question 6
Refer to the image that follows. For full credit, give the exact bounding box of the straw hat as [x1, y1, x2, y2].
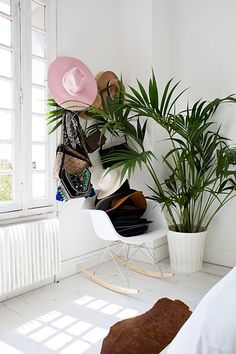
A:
[97, 169, 124, 200]
[96, 71, 121, 100]
[48, 56, 97, 111]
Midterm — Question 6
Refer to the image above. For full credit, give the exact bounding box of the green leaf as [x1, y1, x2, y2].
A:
[137, 80, 150, 105]
[46, 116, 62, 125]
[160, 78, 173, 115]
[128, 85, 146, 105]
[149, 69, 159, 109]
[48, 119, 62, 134]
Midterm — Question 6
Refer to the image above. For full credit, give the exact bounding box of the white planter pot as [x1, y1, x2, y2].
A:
[167, 229, 207, 273]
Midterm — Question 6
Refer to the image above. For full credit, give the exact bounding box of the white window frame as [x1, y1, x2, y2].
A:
[0, 0, 57, 222]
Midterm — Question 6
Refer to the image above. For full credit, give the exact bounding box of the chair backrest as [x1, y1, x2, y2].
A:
[81, 209, 121, 241]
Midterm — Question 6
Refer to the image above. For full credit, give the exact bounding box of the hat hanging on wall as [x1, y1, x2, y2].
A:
[48, 56, 97, 111]
[97, 168, 126, 200]
[96, 71, 121, 101]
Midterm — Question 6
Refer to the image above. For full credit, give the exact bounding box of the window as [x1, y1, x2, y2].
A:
[0, 0, 56, 218]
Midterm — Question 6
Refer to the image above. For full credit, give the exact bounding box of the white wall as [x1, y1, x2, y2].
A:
[152, 0, 172, 89]
[152, 0, 236, 266]
[151, 0, 172, 180]
[57, 0, 236, 270]
[57, 0, 154, 271]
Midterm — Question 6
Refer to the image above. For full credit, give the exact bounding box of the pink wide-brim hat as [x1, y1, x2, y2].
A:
[48, 56, 97, 111]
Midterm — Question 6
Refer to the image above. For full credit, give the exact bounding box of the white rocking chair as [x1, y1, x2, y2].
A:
[80, 200, 173, 294]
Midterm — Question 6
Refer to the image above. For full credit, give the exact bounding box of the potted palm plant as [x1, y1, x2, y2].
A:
[86, 72, 236, 272]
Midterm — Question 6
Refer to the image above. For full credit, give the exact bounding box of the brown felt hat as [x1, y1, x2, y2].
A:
[96, 71, 121, 100]
[107, 191, 147, 214]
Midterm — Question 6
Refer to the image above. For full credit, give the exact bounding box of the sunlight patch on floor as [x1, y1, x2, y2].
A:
[14, 294, 139, 353]
[52, 316, 77, 329]
[86, 299, 108, 310]
[66, 321, 93, 336]
[0, 340, 24, 354]
[44, 333, 73, 351]
[100, 303, 123, 315]
[60, 339, 91, 354]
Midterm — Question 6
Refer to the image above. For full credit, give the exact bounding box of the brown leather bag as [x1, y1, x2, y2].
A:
[85, 130, 106, 153]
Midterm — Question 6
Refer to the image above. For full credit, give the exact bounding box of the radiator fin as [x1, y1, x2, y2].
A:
[0, 218, 61, 296]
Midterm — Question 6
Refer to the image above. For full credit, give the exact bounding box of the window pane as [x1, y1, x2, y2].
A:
[0, 48, 12, 77]
[32, 87, 45, 113]
[32, 1, 45, 30]
[0, 17, 11, 46]
[32, 58, 45, 85]
[32, 173, 46, 198]
[32, 30, 45, 57]
[32, 115, 46, 142]
[0, 0, 11, 15]
[0, 111, 12, 139]
[0, 143, 12, 170]
[0, 174, 12, 201]
[32, 144, 45, 170]
[0, 79, 12, 108]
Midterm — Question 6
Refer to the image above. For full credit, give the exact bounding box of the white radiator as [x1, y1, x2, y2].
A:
[0, 218, 61, 296]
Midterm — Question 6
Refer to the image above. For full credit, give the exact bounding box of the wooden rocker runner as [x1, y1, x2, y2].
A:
[114, 256, 173, 279]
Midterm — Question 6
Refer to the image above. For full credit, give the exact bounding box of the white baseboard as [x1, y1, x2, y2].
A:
[204, 246, 236, 267]
[59, 246, 110, 280]
[0, 277, 55, 302]
[154, 242, 169, 261]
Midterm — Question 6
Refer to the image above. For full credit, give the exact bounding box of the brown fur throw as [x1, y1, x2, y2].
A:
[101, 298, 192, 354]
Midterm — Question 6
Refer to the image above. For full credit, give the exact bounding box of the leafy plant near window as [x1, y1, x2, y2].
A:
[46, 99, 66, 134]
[87, 72, 236, 233]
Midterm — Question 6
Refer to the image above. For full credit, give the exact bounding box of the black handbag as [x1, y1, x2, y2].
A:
[85, 130, 106, 153]
[99, 143, 129, 169]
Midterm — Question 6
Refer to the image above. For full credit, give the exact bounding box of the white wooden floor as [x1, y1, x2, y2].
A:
[0, 260, 230, 354]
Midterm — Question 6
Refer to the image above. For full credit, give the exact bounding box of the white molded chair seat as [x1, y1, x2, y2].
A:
[82, 200, 168, 244]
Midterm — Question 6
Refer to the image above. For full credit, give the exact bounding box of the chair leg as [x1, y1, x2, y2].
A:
[114, 243, 173, 278]
[110, 242, 137, 289]
[124, 243, 131, 288]
[79, 241, 139, 294]
[108, 243, 127, 284]
[92, 241, 113, 276]
[143, 244, 163, 274]
[140, 243, 173, 277]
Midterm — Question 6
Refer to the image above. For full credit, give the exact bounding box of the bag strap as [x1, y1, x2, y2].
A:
[74, 114, 89, 156]
[61, 113, 66, 145]
[61, 111, 92, 164]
